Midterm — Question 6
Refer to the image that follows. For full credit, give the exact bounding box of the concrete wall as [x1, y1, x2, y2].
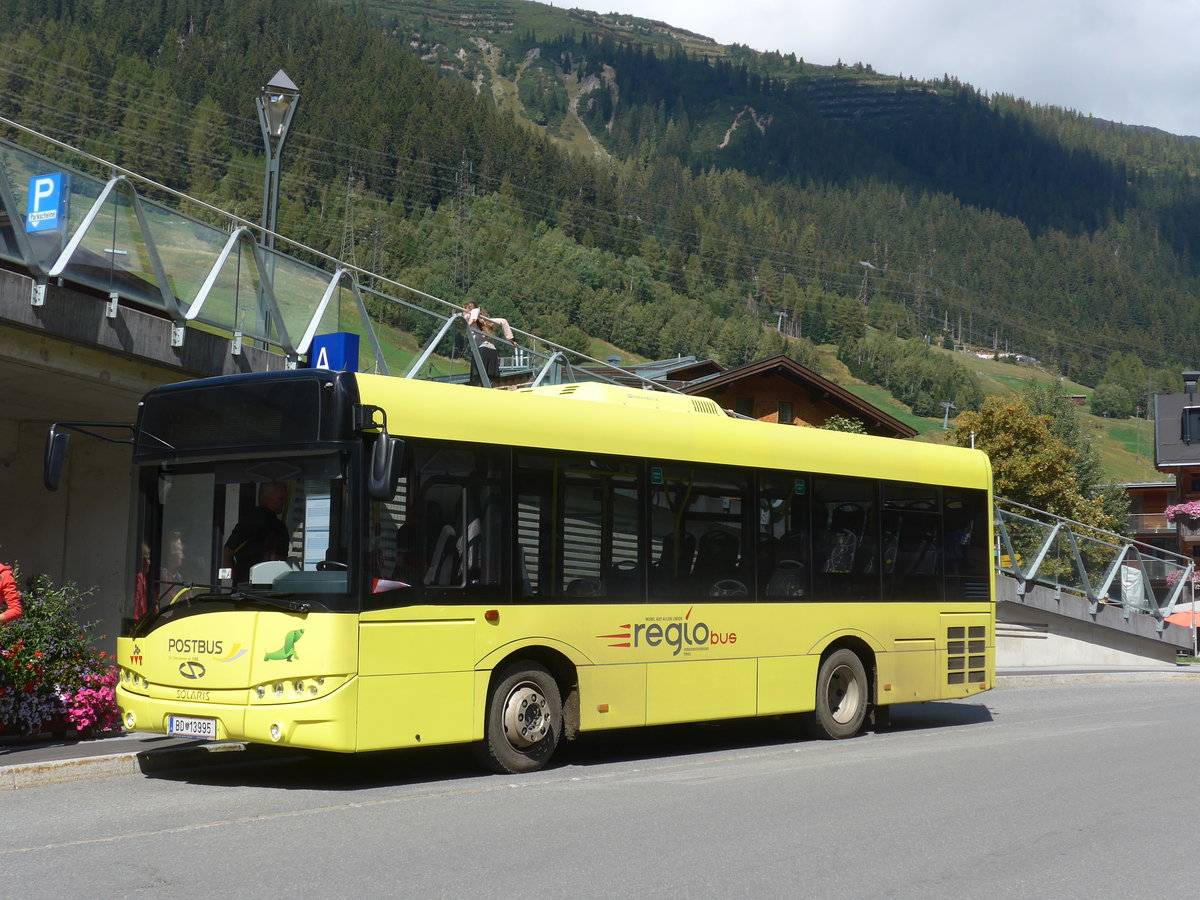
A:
[1, 418, 131, 654]
[0, 268, 284, 655]
[997, 579, 1189, 667]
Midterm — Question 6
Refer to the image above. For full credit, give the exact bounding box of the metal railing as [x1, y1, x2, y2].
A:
[1125, 512, 1175, 535]
[996, 497, 1194, 632]
[0, 117, 669, 392]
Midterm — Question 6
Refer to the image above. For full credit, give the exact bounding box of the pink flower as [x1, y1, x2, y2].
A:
[1165, 501, 1200, 523]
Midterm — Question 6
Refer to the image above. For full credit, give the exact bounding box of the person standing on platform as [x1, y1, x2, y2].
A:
[462, 301, 517, 387]
[0, 558, 23, 626]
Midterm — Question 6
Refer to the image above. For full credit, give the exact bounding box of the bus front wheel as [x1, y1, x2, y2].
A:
[811, 649, 868, 739]
[478, 662, 562, 774]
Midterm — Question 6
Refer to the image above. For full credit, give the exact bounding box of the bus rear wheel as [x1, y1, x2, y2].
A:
[478, 661, 562, 774]
[811, 649, 868, 739]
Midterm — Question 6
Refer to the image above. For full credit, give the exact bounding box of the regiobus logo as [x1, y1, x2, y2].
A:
[597, 607, 737, 657]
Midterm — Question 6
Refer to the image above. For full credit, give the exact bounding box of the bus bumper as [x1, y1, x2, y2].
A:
[116, 680, 360, 753]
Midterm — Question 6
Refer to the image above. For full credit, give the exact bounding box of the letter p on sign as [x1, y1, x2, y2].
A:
[26, 173, 66, 233]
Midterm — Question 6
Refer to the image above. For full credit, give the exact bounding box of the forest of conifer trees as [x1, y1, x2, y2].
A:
[2, 0, 1200, 413]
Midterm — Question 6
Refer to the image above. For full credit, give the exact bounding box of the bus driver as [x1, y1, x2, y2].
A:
[223, 481, 290, 583]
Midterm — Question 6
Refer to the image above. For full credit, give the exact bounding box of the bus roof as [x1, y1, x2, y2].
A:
[356, 374, 992, 492]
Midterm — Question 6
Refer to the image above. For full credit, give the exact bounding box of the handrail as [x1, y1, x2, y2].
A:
[0, 116, 679, 392]
[994, 496, 1193, 631]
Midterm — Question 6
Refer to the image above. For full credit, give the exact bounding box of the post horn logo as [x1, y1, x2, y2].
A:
[179, 661, 207, 679]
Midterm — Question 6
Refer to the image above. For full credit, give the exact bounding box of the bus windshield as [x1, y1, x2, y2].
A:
[130, 451, 354, 630]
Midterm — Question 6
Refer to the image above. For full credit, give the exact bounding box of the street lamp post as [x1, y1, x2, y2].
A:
[255, 69, 300, 255]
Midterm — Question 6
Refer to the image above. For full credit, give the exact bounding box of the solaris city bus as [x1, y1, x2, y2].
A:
[47, 369, 994, 773]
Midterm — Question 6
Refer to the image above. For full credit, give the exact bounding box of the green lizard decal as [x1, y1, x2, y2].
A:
[264, 629, 304, 662]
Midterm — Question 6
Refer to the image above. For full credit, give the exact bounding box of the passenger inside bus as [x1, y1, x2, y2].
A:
[223, 481, 291, 583]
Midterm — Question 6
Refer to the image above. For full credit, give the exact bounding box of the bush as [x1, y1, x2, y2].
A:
[0, 566, 119, 737]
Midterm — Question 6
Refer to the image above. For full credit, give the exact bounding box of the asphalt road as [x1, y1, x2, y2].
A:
[4, 681, 1198, 899]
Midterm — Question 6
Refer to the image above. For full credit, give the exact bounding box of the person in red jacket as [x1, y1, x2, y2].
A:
[0, 561, 22, 625]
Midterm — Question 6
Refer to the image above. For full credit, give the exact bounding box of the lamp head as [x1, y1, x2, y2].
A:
[259, 69, 300, 140]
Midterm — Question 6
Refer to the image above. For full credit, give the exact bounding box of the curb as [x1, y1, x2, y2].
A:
[0, 740, 251, 791]
[997, 670, 1200, 688]
[0, 751, 143, 790]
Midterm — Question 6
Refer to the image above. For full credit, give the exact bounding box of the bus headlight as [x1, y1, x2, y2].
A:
[249, 675, 346, 704]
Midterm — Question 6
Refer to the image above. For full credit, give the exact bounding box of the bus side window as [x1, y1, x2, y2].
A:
[367, 461, 410, 593]
[881, 483, 943, 602]
[758, 473, 811, 600]
[419, 446, 506, 592]
[516, 451, 643, 601]
[370, 443, 507, 601]
[812, 476, 879, 602]
[651, 464, 750, 599]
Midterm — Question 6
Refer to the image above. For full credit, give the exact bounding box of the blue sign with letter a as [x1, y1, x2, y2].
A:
[27, 173, 69, 233]
[309, 332, 360, 372]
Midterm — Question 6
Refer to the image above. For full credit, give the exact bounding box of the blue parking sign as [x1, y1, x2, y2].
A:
[27, 173, 69, 233]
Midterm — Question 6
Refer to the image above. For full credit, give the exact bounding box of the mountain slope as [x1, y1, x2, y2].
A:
[1, 0, 1196, 465]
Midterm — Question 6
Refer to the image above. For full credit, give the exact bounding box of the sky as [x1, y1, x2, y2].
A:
[608, 0, 1199, 137]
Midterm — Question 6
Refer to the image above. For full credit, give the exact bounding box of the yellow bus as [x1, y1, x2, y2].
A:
[53, 369, 993, 773]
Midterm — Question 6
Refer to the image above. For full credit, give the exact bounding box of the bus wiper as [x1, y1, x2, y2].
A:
[169, 585, 311, 614]
[230, 590, 311, 614]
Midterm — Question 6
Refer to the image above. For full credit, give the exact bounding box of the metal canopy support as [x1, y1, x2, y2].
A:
[0, 161, 48, 282]
[185, 226, 296, 360]
[404, 313, 489, 386]
[47, 176, 184, 325]
[294, 268, 389, 376]
[530, 352, 565, 388]
[406, 313, 460, 380]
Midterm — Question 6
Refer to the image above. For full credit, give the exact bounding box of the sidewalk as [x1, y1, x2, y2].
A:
[4, 665, 1199, 789]
[0, 731, 251, 790]
[996, 663, 1200, 687]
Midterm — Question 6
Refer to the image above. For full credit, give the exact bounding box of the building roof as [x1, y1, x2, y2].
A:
[681, 355, 918, 439]
[1154, 392, 1200, 469]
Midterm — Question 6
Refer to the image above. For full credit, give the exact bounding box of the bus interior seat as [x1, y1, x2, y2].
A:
[606, 558, 640, 596]
[756, 532, 776, 576]
[693, 528, 740, 588]
[899, 526, 939, 574]
[392, 523, 418, 582]
[424, 523, 459, 585]
[821, 503, 865, 574]
[565, 577, 603, 597]
[517, 547, 534, 597]
[708, 578, 748, 597]
[766, 558, 806, 596]
[655, 530, 695, 576]
[457, 513, 482, 583]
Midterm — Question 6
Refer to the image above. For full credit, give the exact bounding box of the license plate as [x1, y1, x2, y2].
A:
[168, 715, 218, 739]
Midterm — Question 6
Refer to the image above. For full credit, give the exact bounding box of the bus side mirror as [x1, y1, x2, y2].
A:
[44, 427, 71, 491]
[367, 430, 405, 501]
